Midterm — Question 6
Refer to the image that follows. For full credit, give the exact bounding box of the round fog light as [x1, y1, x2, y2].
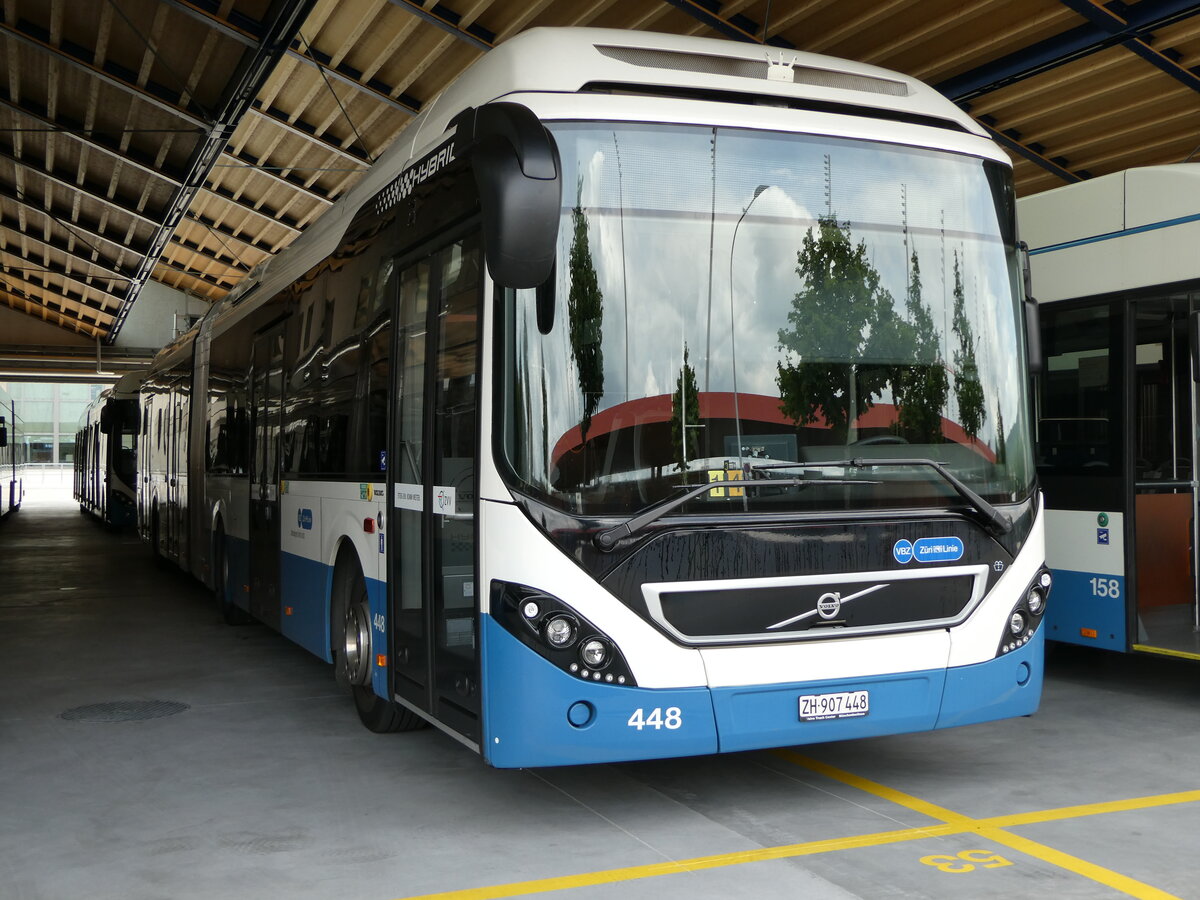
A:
[544, 616, 576, 648]
[1009, 610, 1028, 635]
[1039, 571, 1053, 590]
[581, 639, 608, 668]
[522, 600, 541, 619]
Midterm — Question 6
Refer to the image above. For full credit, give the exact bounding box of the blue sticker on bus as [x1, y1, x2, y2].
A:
[893, 540, 914, 564]
[297, 508, 313, 530]
[1097, 528, 1109, 545]
[912, 536, 963, 563]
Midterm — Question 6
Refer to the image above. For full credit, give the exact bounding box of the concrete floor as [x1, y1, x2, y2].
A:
[3, 486, 1200, 900]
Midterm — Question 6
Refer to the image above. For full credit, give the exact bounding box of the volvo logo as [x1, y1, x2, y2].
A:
[816, 592, 842, 619]
[767, 583, 889, 630]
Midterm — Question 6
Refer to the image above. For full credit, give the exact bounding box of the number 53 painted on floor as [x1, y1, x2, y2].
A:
[920, 850, 1014, 873]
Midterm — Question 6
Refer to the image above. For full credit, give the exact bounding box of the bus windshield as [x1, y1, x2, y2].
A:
[501, 121, 1035, 517]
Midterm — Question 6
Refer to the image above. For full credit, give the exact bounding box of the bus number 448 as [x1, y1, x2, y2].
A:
[627, 707, 682, 730]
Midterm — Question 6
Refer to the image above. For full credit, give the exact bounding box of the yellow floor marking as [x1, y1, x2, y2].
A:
[397, 823, 963, 900]
[774, 749, 974, 825]
[1131, 644, 1200, 662]
[986, 789, 1200, 829]
[781, 751, 1185, 900]
[982, 829, 1182, 900]
[395, 756, 1198, 900]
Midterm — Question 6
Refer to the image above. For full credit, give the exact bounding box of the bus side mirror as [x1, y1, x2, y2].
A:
[0, 418, 7, 448]
[1190, 310, 1200, 382]
[1019, 241, 1043, 375]
[99, 405, 113, 434]
[454, 102, 561, 290]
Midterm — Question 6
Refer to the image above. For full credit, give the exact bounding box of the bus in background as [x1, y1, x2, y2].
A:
[144, 27, 1048, 767]
[74, 372, 141, 527]
[0, 383, 25, 517]
[1021, 165, 1200, 660]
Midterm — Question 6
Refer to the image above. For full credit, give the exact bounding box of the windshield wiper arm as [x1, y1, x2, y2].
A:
[770, 457, 1012, 536]
[593, 476, 878, 551]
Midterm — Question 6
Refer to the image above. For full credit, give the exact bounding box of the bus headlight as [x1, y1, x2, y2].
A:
[580, 639, 608, 669]
[1009, 610, 1028, 635]
[543, 615, 577, 648]
[996, 567, 1052, 656]
[493, 581, 637, 686]
[1026, 587, 1045, 615]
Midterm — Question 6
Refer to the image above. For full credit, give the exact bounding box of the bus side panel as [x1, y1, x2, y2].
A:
[1044, 508, 1126, 650]
[277, 480, 386, 672]
[279, 486, 330, 660]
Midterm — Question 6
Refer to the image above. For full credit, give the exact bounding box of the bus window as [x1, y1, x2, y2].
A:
[1037, 302, 1123, 475]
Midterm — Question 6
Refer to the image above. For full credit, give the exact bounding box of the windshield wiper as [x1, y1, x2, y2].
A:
[592, 475, 878, 551]
[756, 457, 1011, 536]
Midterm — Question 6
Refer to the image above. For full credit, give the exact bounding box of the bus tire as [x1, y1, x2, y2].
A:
[214, 523, 253, 625]
[333, 552, 425, 734]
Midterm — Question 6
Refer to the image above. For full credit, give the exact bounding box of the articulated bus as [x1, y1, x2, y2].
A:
[0, 383, 25, 518]
[1021, 165, 1200, 660]
[74, 372, 142, 527]
[142, 27, 1049, 767]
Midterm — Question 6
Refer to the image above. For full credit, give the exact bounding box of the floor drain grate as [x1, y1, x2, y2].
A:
[60, 700, 190, 723]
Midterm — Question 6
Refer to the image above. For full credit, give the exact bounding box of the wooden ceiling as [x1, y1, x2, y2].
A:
[2, 0, 1199, 342]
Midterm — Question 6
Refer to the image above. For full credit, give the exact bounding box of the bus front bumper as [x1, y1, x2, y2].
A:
[481, 617, 1043, 768]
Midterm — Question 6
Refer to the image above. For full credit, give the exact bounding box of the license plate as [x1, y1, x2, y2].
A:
[798, 690, 869, 721]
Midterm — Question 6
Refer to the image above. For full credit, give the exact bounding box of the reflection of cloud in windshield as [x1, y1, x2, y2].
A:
[523, 122, 1031, 500]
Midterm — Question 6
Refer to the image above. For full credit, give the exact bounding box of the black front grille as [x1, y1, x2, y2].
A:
[647, 570, 982, 644]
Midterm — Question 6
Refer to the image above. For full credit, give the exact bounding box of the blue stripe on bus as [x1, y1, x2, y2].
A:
[480, 616, 1046, 767]
[278, 551, 387, 692]
[1029, 212, 1200, 256]
[365, 575, 387, 699]
[280, 551, 335, 662]
[1043, 568, 1126, 651]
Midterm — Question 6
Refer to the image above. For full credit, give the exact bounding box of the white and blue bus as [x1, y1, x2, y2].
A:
[1021, 165, 1200, 660]
[75, 372, 142, 527]
[142, 27, 1049, 767]
[0, 383, 25, 518]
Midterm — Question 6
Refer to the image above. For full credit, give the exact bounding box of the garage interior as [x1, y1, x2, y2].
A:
[4, 2, 1200, 898]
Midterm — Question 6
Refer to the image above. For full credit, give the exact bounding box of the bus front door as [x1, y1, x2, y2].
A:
[248, 323, 285, 631]
[389, 233, 482, 744]
[1130, 298, 1200, 656]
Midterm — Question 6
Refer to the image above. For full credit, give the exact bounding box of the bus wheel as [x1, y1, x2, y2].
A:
[214, 524, 252, 625]
[335, 558, 425, 734]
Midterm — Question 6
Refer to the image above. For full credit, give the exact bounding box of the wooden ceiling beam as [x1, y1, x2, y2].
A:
[0, 219, 133, 282]
[0, 13, 210, 128]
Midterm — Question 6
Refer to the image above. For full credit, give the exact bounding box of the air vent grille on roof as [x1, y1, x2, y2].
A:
[596, 45, 908, 97]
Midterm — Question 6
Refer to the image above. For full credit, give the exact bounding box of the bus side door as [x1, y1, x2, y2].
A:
[249, 322, 286, 630]
[389, 231, 482, 743]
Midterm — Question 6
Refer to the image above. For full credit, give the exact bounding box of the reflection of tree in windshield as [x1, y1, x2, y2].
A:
[892, 251, 948, 442]
[671, 344, 700, 472]
[951, 251, 985, 441]
[775, 214, 897, 443]
[567, 185, 604, 444]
